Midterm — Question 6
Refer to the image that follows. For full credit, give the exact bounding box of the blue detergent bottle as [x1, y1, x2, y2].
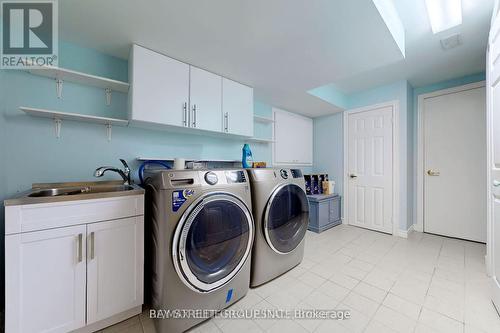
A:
[242, 144, 253, 168]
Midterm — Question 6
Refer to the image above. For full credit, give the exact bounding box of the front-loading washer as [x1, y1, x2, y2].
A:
[247, 168, 309, 287]
[144, 169, 254, 333]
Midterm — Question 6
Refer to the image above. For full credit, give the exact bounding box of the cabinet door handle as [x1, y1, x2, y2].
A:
[224, 112, 229, 132]
[77, 233, 83, 263]
[192, 104, 197, 128]
[182, 102, 187, 126]
[90, 231, 95, 260]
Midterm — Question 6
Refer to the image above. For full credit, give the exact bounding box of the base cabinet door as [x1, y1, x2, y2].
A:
[86, 217, 144, 324]
[5, 225, 87, 333]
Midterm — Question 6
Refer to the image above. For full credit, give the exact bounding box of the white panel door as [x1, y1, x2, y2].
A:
[222, 78, 254, 137]
[5, 225, 86, 333]
[87, 217, 144, 324]
[488, 5, 500, 312]
[423, 86, 486, 242]
[189, 66, 223, 132]
[273, 108, 313, 165]
[347, 106, 393, 233]
[129, 44, 190, 127]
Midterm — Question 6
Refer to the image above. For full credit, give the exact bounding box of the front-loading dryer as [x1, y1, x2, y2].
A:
[247, 168, 309, 287]
[144, 169, 254, 333]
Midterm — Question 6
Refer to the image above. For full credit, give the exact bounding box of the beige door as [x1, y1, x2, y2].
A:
[423, 85, 486, 242]
[347, 105, 393, 234]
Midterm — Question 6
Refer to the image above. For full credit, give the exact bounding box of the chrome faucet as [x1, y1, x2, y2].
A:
[94, 159, 131, 185]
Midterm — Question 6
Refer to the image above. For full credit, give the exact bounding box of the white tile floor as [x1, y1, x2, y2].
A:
[101, 225, 500, 333]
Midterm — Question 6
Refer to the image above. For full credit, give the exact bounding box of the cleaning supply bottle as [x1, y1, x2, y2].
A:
[242, 144, 253, 168]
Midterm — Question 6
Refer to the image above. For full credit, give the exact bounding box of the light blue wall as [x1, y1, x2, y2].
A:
[308, 84, 350, 109]
[0, 42, 278, 306]
[0, 41, 276, 226]
[313, 112, 343, 194]
[313, 73, 486, 232]
[313, 80, 412, 231]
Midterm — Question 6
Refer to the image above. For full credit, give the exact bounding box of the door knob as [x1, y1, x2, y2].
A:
[349, 174, 357, 179]
[427, 170, 440, 176]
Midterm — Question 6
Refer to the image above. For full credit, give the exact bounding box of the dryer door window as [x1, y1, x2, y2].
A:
[173, 193, 253, 293]
[264, 184, 309, 254]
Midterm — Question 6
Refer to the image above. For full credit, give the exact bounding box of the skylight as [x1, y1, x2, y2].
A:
[425, 0, 463, 34]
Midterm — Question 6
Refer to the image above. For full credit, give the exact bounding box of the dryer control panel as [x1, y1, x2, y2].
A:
[226, 170, 247, 183]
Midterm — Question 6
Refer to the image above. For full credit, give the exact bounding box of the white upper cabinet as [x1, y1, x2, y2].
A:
[128, 44, 254, 137]
[222, 78, 254, 137]
[189, 66, 223, 132]
[273, 108, 313, 166]
[129, 45, 190, 127]
[6, 225, 87, 333]
[87, 217, 144, 324]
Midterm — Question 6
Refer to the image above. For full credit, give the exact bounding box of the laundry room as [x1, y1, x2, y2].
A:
[1, 0, 499, 332]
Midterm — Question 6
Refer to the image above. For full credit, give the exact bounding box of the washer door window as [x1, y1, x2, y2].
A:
[173, 193, 253, 293]
[264, 184, 309, 254]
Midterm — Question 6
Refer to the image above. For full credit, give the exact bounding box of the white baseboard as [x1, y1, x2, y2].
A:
[398, 225, 415, 239]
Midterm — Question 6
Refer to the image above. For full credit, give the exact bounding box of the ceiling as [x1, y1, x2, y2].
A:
[59, 0, 493, 117]
[333, 0, 493, 93]
[59, 0, 404, 117]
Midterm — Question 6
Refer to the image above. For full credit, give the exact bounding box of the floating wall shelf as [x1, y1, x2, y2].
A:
[254, 115, 275, 123]
[246, 137, 275, 144]
[137, 157, 240, 163]
[28, 65, 129, 104]
[20, 107, 128, 141]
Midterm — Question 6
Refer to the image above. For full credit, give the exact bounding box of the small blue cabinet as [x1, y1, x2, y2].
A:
[307, 194, 341, 233]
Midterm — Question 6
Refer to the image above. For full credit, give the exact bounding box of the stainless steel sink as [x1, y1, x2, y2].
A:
[4, 181, 143, 206]
[28, 185, 135, 197]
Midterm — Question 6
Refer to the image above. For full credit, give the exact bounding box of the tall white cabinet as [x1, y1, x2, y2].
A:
[273, 107, 313, 166]
[129, 44, 254, 137]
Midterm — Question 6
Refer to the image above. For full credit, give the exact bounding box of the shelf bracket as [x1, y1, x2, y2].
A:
[105, 88, 112, 106]
[54, 118, 62, 138]
[55, 79, 63, 99]
[105, 124, 112, 141]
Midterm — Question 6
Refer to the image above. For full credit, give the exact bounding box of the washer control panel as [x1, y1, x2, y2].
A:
[204, 171, 218, 185]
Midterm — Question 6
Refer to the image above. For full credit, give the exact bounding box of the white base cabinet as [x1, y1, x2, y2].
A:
[6, 225, 87, 333]
[5, 195, 144, 333]
[87, 217, 144, 324]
